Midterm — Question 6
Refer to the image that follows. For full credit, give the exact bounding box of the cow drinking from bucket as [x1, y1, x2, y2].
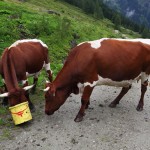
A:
[44, 38, 150, 122]
[0, 39, 52, 109]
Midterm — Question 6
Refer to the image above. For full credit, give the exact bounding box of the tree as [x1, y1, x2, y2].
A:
[82, 0, 95, 14]
[94, 0, 104, 19]
[112, 13, 121, 29]
[141, 27, 150, 38]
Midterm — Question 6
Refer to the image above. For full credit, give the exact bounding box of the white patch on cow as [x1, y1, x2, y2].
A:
[83, 73, 146, 88]
[77, 38, 108, 49]
[22, 79, 28, 85]
[77, 42, 85, 47]
[84, 80, 98, 87]
[26, 72, 35, 77]
[26, 72, 40, 78]
[95, 76, 136, 87]
[9, 39, 48, 49]
[43, 62, 51, 71]
[141, 72, 149, 84]
[77, 83, 84, 94]
[43, 62, 53, 74]
[43, 62, 50, 71]
[88, 38, 108, 49]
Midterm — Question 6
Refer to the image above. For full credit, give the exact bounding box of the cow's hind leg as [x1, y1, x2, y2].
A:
[109, 85, 131, 108]
[44, 62, 53, 82]
[136, 80, 148, 111]
[47, 70, 53, 82]
[74, 86, 94, 122]
[25, 90, 35, 112]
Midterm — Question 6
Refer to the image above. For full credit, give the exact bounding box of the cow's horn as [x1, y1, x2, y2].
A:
[46, 80, 50, 83]
[0, 92, 9, 98]
[43, 87, 50, 92]
[23, 85, 34, 91]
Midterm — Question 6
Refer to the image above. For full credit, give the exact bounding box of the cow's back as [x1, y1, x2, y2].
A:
[69, 39, 150, 82]
[9, 42, 49, 76]
[94, 39, 150, 81]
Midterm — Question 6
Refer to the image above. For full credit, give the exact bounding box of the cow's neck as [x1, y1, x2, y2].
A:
[53, 65, 79, 93]
[2, 49, 19, 92]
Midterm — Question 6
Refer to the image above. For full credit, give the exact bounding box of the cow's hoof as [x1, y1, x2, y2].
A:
[45, 110, 54, 115]
[85, 105, 89, 109]
[29, 104, 35, 112]
[74, 114, 84, 122]
[109, 103, 117, 108]
[136, 106, 143, 111]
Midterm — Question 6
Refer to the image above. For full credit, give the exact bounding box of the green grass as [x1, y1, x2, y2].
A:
[0, 0, 140, 59]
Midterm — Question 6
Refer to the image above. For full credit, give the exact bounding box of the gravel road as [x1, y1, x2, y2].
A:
[0, 82, 150, 150]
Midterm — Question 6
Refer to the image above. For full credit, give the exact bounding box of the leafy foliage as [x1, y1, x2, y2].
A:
[60, 0, 150, 38]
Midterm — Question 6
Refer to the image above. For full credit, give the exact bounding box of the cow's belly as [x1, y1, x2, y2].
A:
[84, 72, 149, 88]
[26, 72, 40, 78]
[96, 77, 138, 87]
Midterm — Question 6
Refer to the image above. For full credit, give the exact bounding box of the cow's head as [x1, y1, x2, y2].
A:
[44, 81, 73, 115]
[0, 85, 34, 106]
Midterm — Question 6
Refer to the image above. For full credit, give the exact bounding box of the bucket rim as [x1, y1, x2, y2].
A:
[9, 101, 28, 110]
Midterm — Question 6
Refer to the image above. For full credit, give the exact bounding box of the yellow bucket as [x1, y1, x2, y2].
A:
[9, 101, 32, 125]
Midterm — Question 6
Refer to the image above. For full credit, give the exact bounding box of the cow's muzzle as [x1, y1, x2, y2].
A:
[45, 110, 54, 115]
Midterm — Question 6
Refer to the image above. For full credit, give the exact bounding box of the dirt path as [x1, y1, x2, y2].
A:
[0, 83, 150, 150]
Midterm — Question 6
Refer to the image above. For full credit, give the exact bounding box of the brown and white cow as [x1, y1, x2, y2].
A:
[44, 38, 150, 122]
[0, 39, 52, 109]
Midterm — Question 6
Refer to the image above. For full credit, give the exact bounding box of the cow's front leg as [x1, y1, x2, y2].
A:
[2, 84, 8, 106]
[109, 85, 131, 108]
[85, 101, 90, 109]
[31, 77, 38, 94]
[22, 79, 35, 111]
[74, 86, 94, 122]
[136, 81, 148, 111]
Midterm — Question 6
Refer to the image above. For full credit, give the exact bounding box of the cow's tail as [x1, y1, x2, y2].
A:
[2, 48, 19, 92]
